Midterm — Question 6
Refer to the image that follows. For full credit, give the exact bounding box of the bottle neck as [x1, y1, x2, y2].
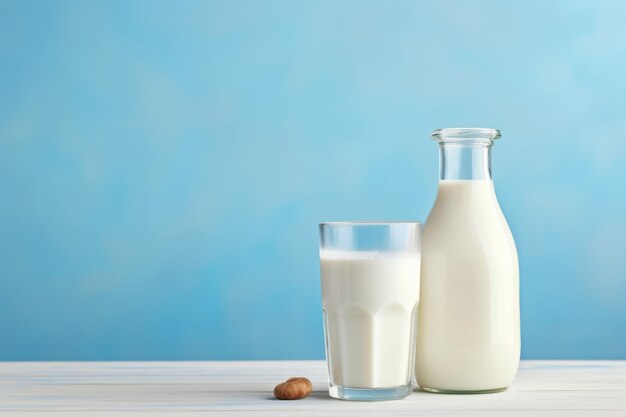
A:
[439, 144, 492, 180]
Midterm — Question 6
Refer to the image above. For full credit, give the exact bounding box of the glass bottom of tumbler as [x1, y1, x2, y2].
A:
[419, 386, 508, 394]
[329, 383, 413, 401]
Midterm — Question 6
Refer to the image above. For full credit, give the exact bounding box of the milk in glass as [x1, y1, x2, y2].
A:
[321, 251, 420, 388]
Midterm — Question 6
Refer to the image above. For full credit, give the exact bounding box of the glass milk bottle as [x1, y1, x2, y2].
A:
[415, 128, 520, 393]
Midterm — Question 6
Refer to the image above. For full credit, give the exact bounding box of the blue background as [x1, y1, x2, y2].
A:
[1, 0, 625, 360]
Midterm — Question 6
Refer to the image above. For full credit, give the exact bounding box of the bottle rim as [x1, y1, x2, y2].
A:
[431, 127, 501, 144]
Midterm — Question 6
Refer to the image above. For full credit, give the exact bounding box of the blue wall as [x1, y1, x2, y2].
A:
[1, 0, 625, 360]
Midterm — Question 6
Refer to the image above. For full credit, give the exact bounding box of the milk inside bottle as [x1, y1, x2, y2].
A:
[415, 128, 520, 393]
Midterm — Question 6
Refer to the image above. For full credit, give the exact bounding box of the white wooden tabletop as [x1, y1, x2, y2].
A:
[1, 360, 625, 416]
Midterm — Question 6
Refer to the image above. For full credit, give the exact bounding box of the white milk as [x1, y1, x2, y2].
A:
[321, 251, 420, 389]
[415, 180, 520, 392]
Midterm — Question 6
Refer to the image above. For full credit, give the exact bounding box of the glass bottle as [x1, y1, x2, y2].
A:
[414, 128, 520, 393]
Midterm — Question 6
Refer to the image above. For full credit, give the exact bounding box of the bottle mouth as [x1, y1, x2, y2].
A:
[431, 128, 501, 145]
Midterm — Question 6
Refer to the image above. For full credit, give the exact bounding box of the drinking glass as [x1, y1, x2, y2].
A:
[319, 222, 421, 401]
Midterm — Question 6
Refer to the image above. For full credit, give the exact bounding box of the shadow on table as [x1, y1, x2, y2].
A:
[267, 391, 332, 401]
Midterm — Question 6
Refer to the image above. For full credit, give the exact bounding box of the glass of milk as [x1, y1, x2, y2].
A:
[319, 222, 421, 401]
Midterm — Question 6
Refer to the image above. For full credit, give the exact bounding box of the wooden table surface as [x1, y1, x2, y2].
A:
[1, 360, 625, 416]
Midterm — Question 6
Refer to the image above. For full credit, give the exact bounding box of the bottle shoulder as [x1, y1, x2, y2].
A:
[423, 185, 517, 257]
